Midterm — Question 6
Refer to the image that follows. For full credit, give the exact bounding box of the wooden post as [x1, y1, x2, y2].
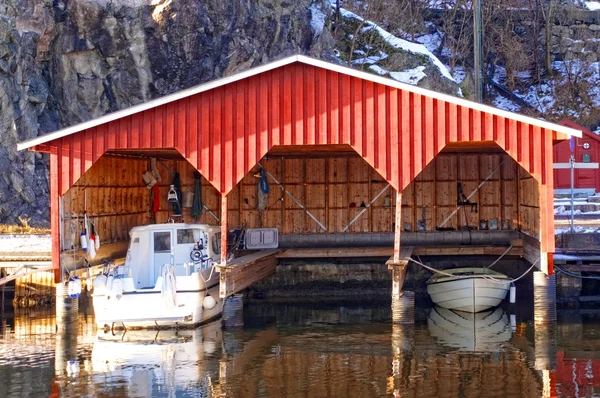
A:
[50, 152, 62, 283]
[220, 195, 228, 265]
[393, 191, 402, 262]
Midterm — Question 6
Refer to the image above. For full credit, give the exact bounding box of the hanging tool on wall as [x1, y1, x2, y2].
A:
[257, 162, 327, 232]
[457, 182, 478, 213]
[437, 158, 506, 230]
[256, 169, 270, 211]
[168, 184, 182, 217]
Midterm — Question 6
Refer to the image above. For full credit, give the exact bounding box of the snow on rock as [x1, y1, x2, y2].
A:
[351, 52, 388, 65]
[390, 66, 427, 85]
[369, 65, 389, 75]
[586, 1, 600, 11]
[309, 2, 327, 39]
[336, 7, 455, 83]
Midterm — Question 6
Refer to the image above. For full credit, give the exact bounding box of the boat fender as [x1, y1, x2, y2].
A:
[74, 278, 81, 297]
[509, 284, 516, 304]
[95, 233, 101, 250]
[112, 279, 124, 300]
[88, 236, 96, 260]
[80, 232, 88, 252]
[203, 295, 216, 310]
[106, 276, 114, 298]
[93, 274, 107, 294]
[67, 280, 74, 298]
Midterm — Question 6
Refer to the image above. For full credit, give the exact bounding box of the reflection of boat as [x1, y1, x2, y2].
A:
[427, 305, 512, 351]
[91, 322, 222, 394]
[426, 268, 510, 312]
[92, 223, 222, 329]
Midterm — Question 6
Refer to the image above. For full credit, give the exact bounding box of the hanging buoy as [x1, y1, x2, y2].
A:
[68, 280, 75, 298]
[106, 275, 114, 298]
[509, 283, 516, 304]
[73, 277, 81, 297]
[88, 235, 96, 260]
[80, 232, 88, 252]
[203, 294, 216, 310]
[95, 233, 101, 250]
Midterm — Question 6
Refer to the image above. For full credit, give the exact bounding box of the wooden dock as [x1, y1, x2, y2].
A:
[216, 250, 280, 298]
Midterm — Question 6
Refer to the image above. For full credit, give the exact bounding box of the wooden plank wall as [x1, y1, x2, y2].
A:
[225, 153, 528, 234]
[61, 152, 540, 251]
[61, 156, 222, 253]
[519, 164, 540, 238]
[61, 156, 150, 251]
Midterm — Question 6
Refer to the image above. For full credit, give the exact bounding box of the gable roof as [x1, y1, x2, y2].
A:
[17, 54, 581, 151]
[560, 119, 600, 143]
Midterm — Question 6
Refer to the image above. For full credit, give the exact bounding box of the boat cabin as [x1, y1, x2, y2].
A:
[125, 223, 221, 290]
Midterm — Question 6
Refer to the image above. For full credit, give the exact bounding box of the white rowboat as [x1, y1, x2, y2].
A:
[426, 268, 511, 313]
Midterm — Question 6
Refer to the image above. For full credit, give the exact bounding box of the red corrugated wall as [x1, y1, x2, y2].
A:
[38, 61, 559, 278]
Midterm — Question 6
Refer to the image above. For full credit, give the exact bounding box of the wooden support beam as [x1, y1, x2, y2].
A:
[413, 246, 523, 257]
[387, 246, 413, 298]
[277, 247, 393, 258]
[393, 191, 402, 262]
[215, 249, 279, 298]
[220, 195, 228, 265]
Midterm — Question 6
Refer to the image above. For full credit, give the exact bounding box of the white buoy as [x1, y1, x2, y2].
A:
[95, 233, 101, 250]
[203, 295, 216, 310]
[509, 284, 516, 304]
[80, 232, 88, 252]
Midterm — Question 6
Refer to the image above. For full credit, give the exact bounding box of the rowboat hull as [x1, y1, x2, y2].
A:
[426, 268, 510, 313]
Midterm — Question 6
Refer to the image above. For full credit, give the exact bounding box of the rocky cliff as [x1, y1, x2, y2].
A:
[0, 0, 337, 227]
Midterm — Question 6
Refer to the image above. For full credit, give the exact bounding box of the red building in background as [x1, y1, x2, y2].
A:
[554, 120, 600, 193]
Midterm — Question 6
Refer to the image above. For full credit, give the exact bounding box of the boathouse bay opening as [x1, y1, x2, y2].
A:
[17, 55, 581, 292]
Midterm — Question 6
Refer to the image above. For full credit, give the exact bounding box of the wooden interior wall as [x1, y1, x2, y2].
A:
[61, 156, 150, 251]
[223, 152, 533, 234]
[519, 165, 540, 238]
[60, 151, 540, 251]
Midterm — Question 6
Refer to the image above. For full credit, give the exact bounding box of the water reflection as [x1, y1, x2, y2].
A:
[427, 306, 513, 351]
[1, 302, 600, 397]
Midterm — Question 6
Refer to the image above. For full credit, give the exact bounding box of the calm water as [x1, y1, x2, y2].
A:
[0, 300, 599, 398]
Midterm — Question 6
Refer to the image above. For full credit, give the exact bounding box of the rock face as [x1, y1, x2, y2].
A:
[0, 0, 335, 227]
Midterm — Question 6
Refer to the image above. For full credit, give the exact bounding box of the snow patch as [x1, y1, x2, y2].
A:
[390, 66, 427, 85]
[585, 1, 600, 11]
[0, 235, 51, 253]
[369, 65, 389, 76]
[351, 52, 388, 65]
[337, 7, 455, 83]
[309, 2, 327, 39]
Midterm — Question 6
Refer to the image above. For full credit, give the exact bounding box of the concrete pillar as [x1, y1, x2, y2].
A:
[55, 283, 78, 333]
[222, 293, 244, 330]
[533, 271, 557, 373]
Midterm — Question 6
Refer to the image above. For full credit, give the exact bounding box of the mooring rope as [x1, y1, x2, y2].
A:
[408, 257, 539, 285]
[555, 264, 600, 280]
[486, 245, 513, 269]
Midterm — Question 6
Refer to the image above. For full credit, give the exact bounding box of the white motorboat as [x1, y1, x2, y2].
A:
[426, 268, 511, 313]
[91, 322, 221, 394]
[427, 305, 512, 351]
[92, 223, 223, 329]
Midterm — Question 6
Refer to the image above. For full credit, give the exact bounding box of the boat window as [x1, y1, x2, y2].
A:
[133, 237, 139, 243]
[212, 233, 221, 254]
[154, 232, 171, 252]
[177, 229, 195, 244]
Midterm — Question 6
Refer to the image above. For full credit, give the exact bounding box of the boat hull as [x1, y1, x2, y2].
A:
[93, 283, 222, 329]
[427, 306, 512, 351]
[427, 276, 509, 313]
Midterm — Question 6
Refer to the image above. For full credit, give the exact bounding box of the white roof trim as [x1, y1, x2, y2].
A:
[18, 54, 581, 151]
